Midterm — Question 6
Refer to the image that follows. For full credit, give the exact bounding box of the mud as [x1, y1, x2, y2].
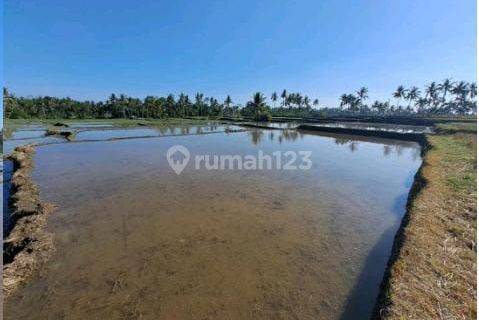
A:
[3, 145, 55, 298]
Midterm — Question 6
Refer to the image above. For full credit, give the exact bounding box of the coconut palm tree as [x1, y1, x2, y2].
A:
[467, 83, 477, 113]
[439, 79, 453, 103]
[356, 87, 369, 113]
[415, 98, 429, 114]
[225, 95, 232, 107]
[350, 94, 361, 112]
[340, 94, 348, 109]
[178, 93, 188, 117]
[313, 98, 319, 108]
[426, 82, 441, 110]
[340, 94, 360, 112]
[249, 92, 267, 121]
[195, 93, 204, 116]
[271, 92, 278, 108]
[469, 82, 477, 100]
[281, 89, 287, 107]
[371, 100, 381, 113]
[165, 94, 176, 117]
[452, 81, 469, 113]
[357, 87, 368, 102]
[407, 86, 420, 110]
[291, 93, 302, 108]
[303, 95, 311, 109]
[287, 93, 301, 109]
[383, 101, 392, 114]
[452, 81, 468, 97]
[225, 95, 233, 116]
[296, 93, 303, 108]
[393, 85, 406, 110]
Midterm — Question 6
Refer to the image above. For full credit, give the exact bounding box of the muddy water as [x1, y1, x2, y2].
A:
[4, 129, 421, 320]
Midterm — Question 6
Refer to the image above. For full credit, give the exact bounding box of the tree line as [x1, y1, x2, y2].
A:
[339, 80, 476, 115]
[3, 89, 242, 120]
[3, 79, 476, 120]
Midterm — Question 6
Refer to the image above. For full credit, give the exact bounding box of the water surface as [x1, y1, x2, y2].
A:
[4, 129, 421, 319]
[310, 122, 433, 133]
[9, 130, 48, 140]
[3, 124, 243, 155]
[74, 124, 241, 141]
[243, 122, 300, 129]
[3, 136, 66, 155]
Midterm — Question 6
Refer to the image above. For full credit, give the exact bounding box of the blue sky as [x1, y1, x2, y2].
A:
[4, 0, 477, 107]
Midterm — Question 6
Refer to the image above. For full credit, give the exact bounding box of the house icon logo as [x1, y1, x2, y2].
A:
[166, 145, 190, 175]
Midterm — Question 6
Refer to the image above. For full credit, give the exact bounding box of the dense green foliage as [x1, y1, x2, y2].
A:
[4, 79, 476, 120]
[339, 80, 476, 116]
[3, 89, 241, 120]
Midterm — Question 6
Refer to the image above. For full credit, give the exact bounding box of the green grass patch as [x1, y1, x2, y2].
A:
[430, 134, 476, 192]
[435, 122, 477, 134]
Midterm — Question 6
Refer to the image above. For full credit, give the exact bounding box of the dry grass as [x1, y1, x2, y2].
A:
[45, 127, 60, 136]
[376, 125, 476, 319]
[3, 145, 55, 298]
[45, 127, 76, 140]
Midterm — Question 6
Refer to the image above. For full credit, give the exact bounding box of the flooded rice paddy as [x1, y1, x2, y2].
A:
[310, 122, 434, 133]
[74, 124, 240, 141]
[4, 123, 422, 319]
[243, 122, 300, 129]
[3, 122, 242, 155]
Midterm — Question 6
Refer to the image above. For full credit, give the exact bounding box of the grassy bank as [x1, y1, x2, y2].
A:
[435, 122, 478, 134]
[375, 123, 476, 319]
[3, 146, 55, 298]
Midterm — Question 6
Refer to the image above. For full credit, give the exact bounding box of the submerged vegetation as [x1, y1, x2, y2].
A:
[4, 79, 476, 121]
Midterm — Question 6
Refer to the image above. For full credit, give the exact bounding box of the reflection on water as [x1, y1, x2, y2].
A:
[3, 124, 244, 156]
[311, 122, 433, 133]
[249, 129, 304, 145]
[74, 125, 239, 141]
[75, 128, 160, 141]
[9, 130, 48, 140]
[68, 123, 114, 128]
[248, 130, 264, 145]
[249, 121, 300, 129]
[5, 129, 422, 319]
